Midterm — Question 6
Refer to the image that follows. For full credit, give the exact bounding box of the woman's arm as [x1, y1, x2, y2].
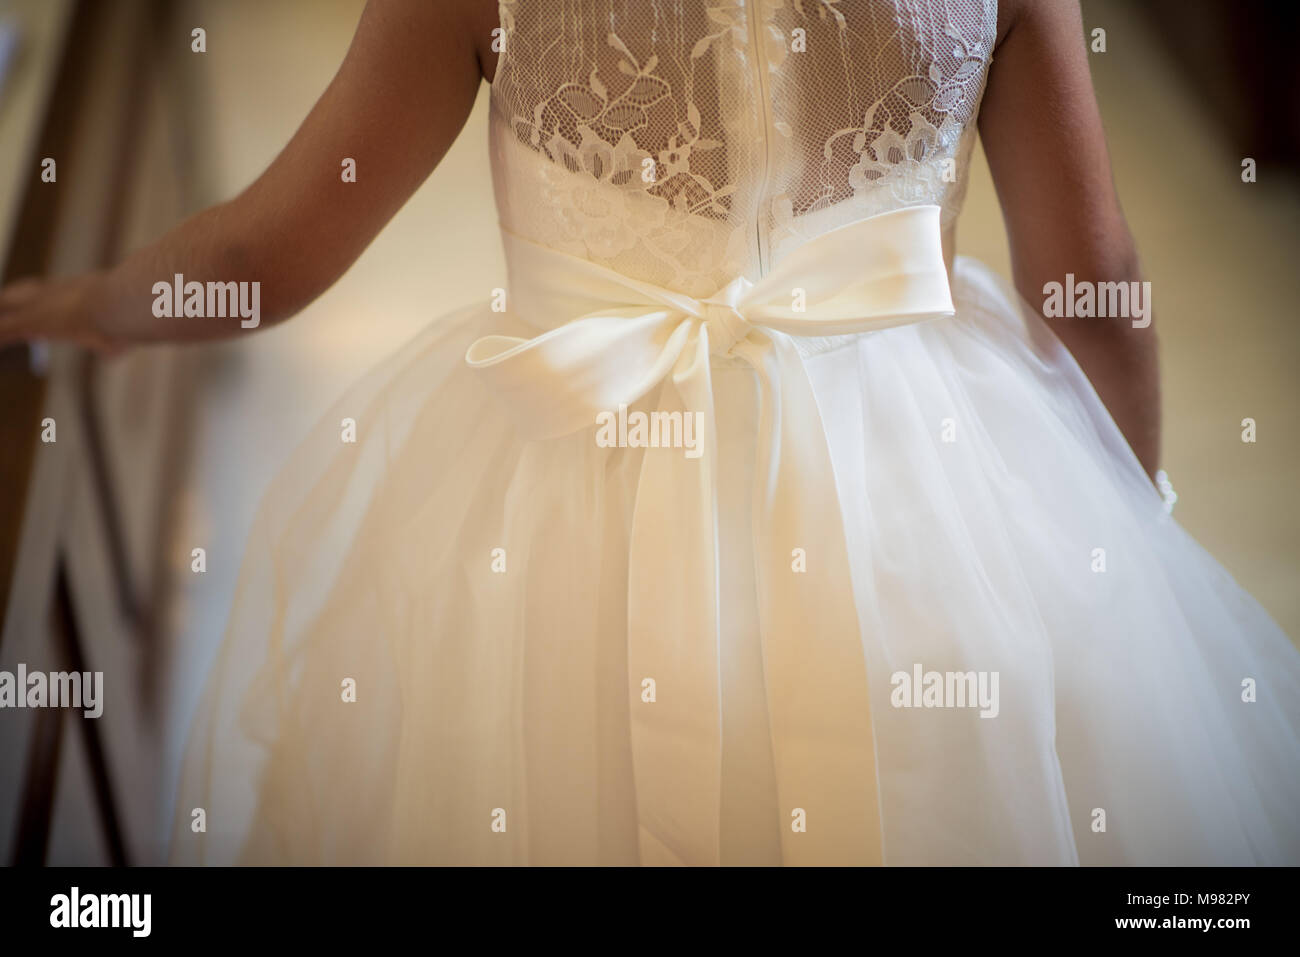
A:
[979, 0, 1161, 478]
[0, 0, 497, 349]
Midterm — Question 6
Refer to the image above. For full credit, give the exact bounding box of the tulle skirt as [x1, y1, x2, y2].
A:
[170, 256, 1300, 865]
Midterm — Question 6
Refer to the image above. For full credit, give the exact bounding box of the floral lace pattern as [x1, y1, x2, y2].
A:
[491, 0, 997, 296]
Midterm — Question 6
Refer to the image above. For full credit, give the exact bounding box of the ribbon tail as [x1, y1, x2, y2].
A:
[738, 331, 885, 865]
[626, 328, 723, 865]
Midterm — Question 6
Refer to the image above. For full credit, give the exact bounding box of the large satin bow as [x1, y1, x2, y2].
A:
[466, 205, 954, 865]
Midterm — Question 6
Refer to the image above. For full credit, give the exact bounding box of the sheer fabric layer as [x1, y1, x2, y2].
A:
[171, 261, 1300, 865]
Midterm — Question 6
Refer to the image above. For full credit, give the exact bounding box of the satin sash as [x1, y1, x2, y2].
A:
[466, 205, 955, 864]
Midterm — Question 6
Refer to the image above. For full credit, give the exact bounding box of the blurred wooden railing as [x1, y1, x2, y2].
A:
[0, 0, 205, 865]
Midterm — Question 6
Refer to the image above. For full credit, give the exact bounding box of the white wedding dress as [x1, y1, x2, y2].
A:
[172, 0, 1300, 865]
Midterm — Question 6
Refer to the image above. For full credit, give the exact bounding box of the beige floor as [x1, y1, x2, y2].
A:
[156, 0, 1300, 848]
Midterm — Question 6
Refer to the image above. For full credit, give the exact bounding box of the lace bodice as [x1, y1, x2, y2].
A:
[490, 0, 996, 298]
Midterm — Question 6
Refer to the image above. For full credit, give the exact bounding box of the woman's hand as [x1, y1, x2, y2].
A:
[0, 272, 120, 355]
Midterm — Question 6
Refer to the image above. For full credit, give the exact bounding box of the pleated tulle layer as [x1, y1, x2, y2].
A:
[170, 257, 1300, 865]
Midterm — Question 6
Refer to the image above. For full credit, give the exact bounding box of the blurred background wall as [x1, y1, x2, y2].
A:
[0, 0, 1296, 865]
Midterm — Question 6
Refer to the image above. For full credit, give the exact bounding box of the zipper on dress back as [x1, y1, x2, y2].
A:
[746, 0, 774, 278]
